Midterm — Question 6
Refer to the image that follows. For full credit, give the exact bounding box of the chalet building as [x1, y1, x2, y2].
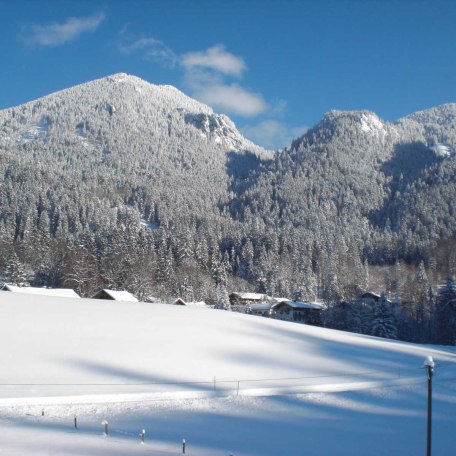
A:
[271, 300, 323, 325]
[229, 292, 271, 307]
[359, 292, 381, 302]
[248, 301, 274, 317]
[1, 284, 80, 298]
[93, 289, 138, 302]
[173, 298, 208, 308]
[359, 292, 392, 305]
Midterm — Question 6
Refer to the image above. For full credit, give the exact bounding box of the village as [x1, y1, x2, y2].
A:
[1, 283, 326, 322]
[1, 283, 397, 330]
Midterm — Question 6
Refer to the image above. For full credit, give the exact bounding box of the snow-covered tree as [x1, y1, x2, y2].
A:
[215, 283, 231, 311]
[371, 292, 397, 339]
[435, 276, 456, 345]
[4, 252, 28, 287]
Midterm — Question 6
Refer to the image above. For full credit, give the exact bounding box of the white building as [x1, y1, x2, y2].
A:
[1, 284, 80, 298]
[93, 289, 138, 302]
[271, 300, 323, 324]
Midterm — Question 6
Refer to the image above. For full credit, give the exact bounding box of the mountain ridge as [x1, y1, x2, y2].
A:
[0, 73, 268, 158]
[2, 73, 454, 156]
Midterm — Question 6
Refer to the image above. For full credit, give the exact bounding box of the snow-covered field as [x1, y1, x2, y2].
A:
[0, 292, 455, 455]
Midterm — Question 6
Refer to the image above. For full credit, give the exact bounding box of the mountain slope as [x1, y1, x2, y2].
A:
[1, 291, 454, 397]
[0, 74, 274, 298]
[0, 73, 269, 236]
[231, 105, 456, 264]
[0, 292, 455, 455]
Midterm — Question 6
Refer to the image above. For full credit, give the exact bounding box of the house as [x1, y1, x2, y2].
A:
[93, 289, 138, 302]
[272, 297, 290, 303]
[229, 292, 271, 307]
[359, 292, 392, 305]
[359, 292, 381, 302]
[271, 300, 323, 325]
[173, 298, 208, 308]
[248, 301, 274, 317]
[1, 284, 80, 298]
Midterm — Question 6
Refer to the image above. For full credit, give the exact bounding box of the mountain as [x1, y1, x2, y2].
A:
[233, 105, 456, 263]
[0, 74, 273, 298]
[0, 73, 269, 232]
[0, 75, 455, 336]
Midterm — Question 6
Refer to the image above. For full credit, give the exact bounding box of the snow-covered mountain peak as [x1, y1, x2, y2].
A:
[88, 73, 217, 116]
[403, 102, 456, 125]
[298, 109, 391, 148]
[359, 112, 385, 133]
[320, 109, 387, 132]
[397, 103, 456, 152]
[0, 73, 269, 156]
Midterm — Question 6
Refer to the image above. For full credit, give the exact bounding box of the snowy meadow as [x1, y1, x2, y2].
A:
[0, 292, 455, 455]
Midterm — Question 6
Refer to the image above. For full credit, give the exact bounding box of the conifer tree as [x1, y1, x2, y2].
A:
[427, 285, 436, 341]
[4, 252, 28, 287]
[371, 292, 397, 339]
[435, 276, 456, 345]
[214, 263, 230, 310]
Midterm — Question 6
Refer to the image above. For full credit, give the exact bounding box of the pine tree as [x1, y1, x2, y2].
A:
[215, 282, 231, 311]
[371, 292, 397, 339]
[347, 302, 363, 334]
[427, 285, 436, 341]
[434, 276, 456, 345]
[256, 273, 267, 294]
[4, 252, 28, 287]
[414, 261, 430, 340]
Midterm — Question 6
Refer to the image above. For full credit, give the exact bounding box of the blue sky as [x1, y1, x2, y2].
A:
[1, 0, 455, 149]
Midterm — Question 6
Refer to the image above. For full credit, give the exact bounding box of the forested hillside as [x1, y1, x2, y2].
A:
[0, 74, 455, 343]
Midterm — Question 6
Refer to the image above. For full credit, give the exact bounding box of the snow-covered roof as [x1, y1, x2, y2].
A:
[100, 289, 138, 302]
[2, 284, 80, 298]
[361, 292, 381, 299]
[184, 301, 208, 307]
[249, 302, 274, 311]
[360, 292, 393, 304]
[174, 298, 208, 307]
[272, 297, 291, 303]
[272, 300, 324, 310]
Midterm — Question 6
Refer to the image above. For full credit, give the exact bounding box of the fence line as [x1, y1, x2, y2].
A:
[0, 366, 419, 387]
[0, 363, 454, 408]
[7, 375, 454, 456]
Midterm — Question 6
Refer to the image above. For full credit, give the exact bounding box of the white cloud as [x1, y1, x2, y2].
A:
[24, 13, 105, 47]
[181, 45, 246, 77]
[180, 48, 265, 117]
[194, 84, 267, 117]
[119, 37, 177, 67]
[117, 36, 272, 119]
[242, 120, 308, 150]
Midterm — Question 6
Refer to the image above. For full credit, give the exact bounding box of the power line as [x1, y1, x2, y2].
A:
[0, 372, 400, 387]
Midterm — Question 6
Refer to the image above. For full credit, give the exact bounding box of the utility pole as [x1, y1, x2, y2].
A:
[102, 420, 109, 437]
[423, 356, 435, 456]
